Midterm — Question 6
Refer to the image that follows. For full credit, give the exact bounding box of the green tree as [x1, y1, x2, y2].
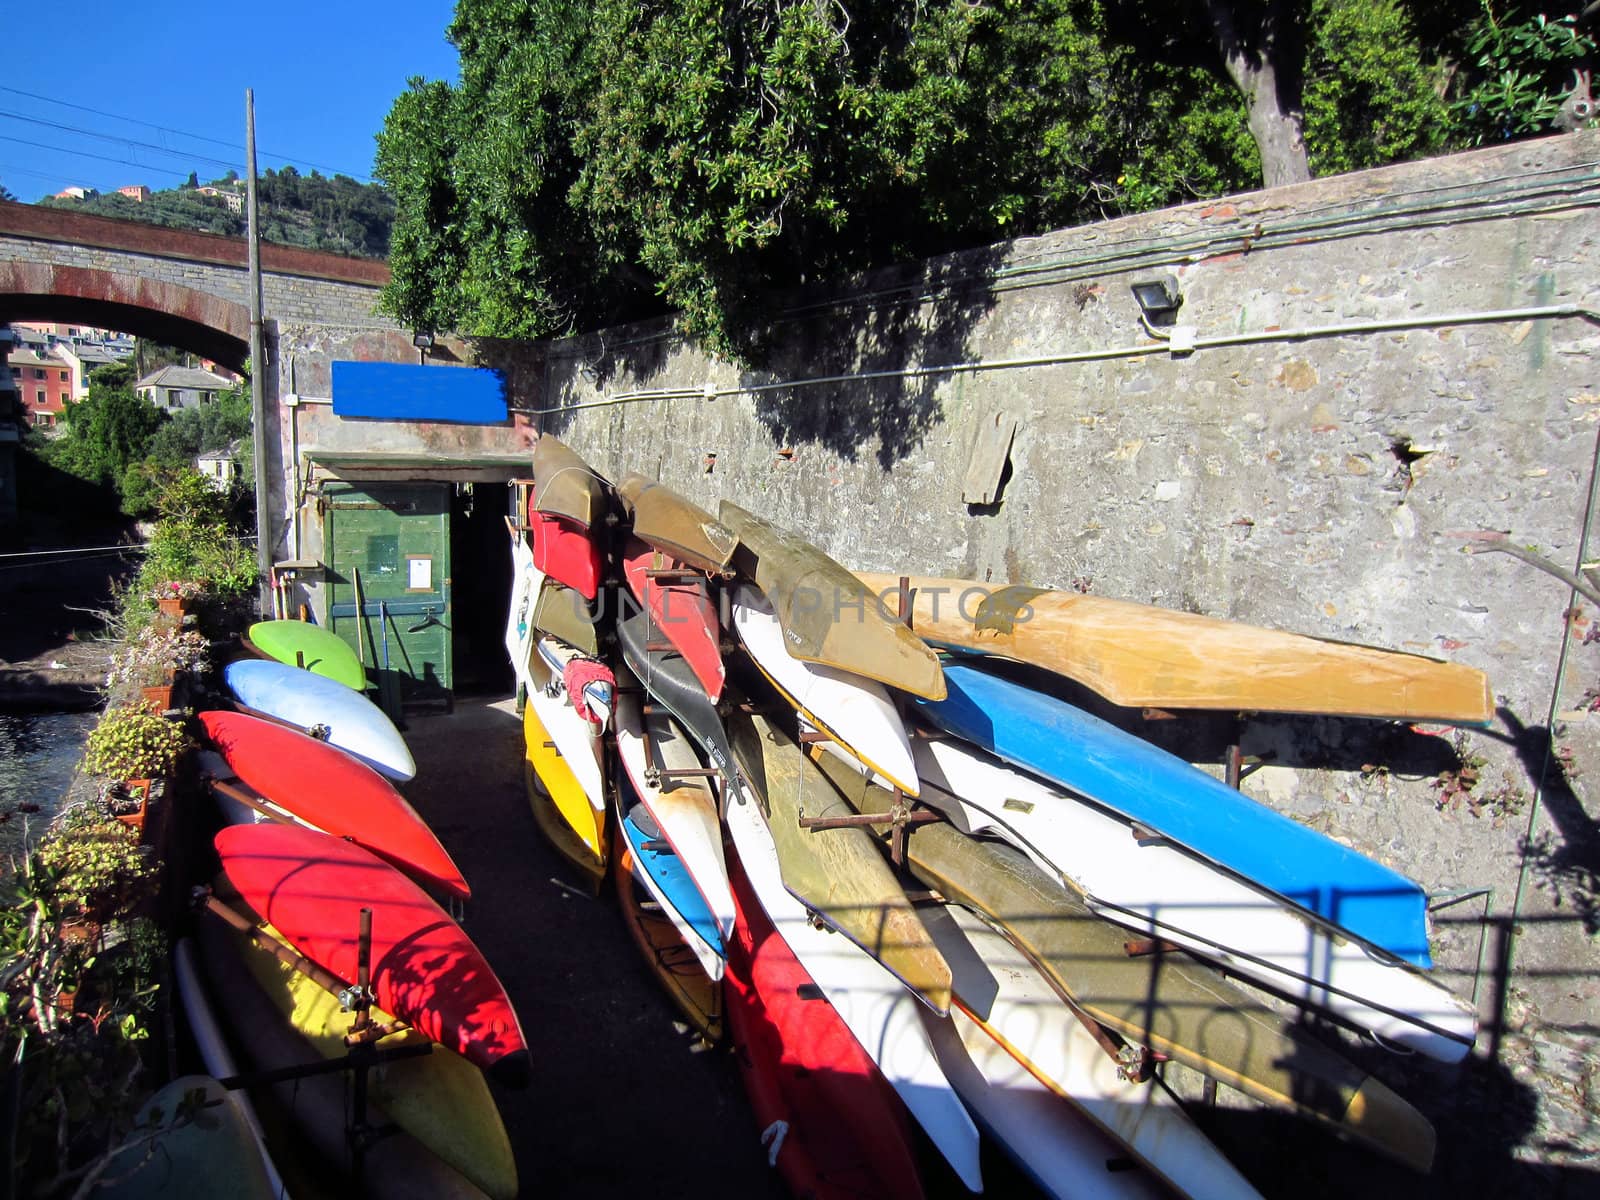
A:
[47, 375, 167, 514]
[1449, 3, 1596, 143]
[374, 1, 1497, 360]
[1304, 0, 1451, 175]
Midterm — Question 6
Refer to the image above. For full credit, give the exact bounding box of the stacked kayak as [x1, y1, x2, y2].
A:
[189, 648, 524, 1199]
[503, 436, 1484, 1198]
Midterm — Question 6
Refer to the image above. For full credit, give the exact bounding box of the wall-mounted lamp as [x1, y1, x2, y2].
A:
[1130, 275, 1183, 328]
[412, 331, 434, 364]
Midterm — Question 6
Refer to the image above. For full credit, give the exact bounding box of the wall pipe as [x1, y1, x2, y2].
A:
[513, 301, 1600, 418]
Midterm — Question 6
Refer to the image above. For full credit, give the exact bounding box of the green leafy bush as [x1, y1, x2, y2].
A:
[82, 709, 188, 782]
[1451, 4, 1596, 143]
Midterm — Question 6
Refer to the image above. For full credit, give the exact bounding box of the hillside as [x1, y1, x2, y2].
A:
[36, 168, 393, 259]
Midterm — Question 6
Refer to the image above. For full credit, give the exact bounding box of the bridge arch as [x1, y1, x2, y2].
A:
[0, 259, 250, 369]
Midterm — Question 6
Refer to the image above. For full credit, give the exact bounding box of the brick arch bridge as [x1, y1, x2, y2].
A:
[0, 200, 401, 370]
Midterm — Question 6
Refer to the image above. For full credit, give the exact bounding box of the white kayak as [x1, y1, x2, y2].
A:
[537, 636, 614, 729]
[503, 536, 544, 696]
[526, 638, 606, 813]
[223, 659, 415, 782]
[722, 768, 982, 1191]
[924, 901, 1264, 1200]
[731, 584, 918, 795]
[914, 734, 1477, 1063]
[614, 679, 736, 942]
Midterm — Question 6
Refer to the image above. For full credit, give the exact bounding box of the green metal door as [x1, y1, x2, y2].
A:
[323, 481, 452, 712]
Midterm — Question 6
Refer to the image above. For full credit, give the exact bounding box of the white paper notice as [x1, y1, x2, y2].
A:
[408, 557, 432, 590]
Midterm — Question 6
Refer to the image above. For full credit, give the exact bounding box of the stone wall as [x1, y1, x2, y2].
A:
[529, 132, 1600, 1192]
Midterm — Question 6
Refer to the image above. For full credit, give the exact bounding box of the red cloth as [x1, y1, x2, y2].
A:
[564, 657, 615, 726]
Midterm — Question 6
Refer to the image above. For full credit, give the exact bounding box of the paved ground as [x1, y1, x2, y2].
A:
[401, 696, 789, 1200]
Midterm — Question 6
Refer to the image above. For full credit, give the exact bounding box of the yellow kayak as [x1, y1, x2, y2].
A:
[217, 916, 518, 1200]
[524, 699, 608, 891]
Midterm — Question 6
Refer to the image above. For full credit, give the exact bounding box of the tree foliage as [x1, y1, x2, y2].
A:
[376, 0, 1590, 360]
[36, 168, 394, 258]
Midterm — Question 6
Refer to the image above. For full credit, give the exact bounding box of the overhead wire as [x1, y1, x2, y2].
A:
[0, 85, 374, 182]
[0, 134, 197, 180]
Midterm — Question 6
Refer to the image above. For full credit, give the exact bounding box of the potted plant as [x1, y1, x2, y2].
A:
[82, 707, 189, 833]
[105, 626, 210, 712]
[148, 578, 206, 621]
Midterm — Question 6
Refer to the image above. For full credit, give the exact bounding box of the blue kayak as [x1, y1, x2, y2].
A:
[916, 663, 1433, 968]
[619, 792, 724, 977]
[224, 658, 416, 782]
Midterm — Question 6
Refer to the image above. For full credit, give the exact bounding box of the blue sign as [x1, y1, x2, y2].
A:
[331, 361, 508, 424]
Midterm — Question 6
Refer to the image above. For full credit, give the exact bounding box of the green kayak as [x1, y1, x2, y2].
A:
[246, 619, 366, 691]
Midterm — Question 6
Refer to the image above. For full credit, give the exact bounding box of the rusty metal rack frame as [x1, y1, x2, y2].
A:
[196, 889, 431, 1184]
[789, 575, 942, 867]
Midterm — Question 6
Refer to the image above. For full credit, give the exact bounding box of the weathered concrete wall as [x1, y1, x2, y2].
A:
[530, 133, 1600, 1192]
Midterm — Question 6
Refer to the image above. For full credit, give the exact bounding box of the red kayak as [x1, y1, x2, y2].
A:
[622, 537, 724, 702]
[527, 482, 601, 600]
[200, 710, 470, 902]
[725, 857, 925, 1200]
[215, 823, 530, 1086]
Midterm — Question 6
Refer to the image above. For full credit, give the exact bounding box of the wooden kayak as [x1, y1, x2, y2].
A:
[523, 698, 607, 890]
[725, 853, 927, 1200]
[921, 900, 1265, 1200]
[170, 941, 286, 1199]
[199, 710, 470, 902]
[224, 657, 416, 782]
[613, 838, 725, 1044]
[618, 606, 740, 789]
[185, 929, 495, 1200]
[731, 583, 917, 795]
[919, 662, 1435, 968]
[622, 536, 725, 701]
[533, 578, 600, 655]
[214, 823, 530, 1086]
[531, 432, 607, 530]
[617, 472, 738, 574]
[207, 910, 518, 1199]
[812, 752, 1438, 1172]
[619, 786, 725, 981]
[503, 535, 543, 696]
[857, 572, 1494, 725]
[722, 723, 982, 1191]
[92, 1075, 280, 1200]
[719, 501, 945, 700]
[246, 619, 366, 692]
[730, 711, 950, 1014]
[912, 733, 1476, 1062]
[614, 678, 735, 940]
[526, 636, 606, 806]
[525, 476, 602, 599]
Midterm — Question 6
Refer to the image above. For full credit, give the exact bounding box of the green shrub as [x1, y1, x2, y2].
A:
[82, 709, 188, 782]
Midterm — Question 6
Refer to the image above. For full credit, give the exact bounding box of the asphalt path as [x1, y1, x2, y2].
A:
[402, 696, 789, 1200]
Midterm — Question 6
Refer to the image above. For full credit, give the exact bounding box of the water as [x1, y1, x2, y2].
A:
[0, 710, 98, 867]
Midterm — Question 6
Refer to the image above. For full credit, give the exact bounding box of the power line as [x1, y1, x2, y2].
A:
[0, 109, 242, 172]
[0, 85, 373, 182]
[0, 134, 197, 180]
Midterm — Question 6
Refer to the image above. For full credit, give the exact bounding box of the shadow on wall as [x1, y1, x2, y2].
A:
[533, 243, 1007, 468]
[743, 244, 1007, 469]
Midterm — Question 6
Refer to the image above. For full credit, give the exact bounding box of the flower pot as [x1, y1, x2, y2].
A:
[156, 597, 188, 619]
[113, 779, 151, 837]
[140, 685, 174, 715]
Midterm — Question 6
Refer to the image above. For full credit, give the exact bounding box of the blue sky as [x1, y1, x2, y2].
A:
[0, 2, 460, 201]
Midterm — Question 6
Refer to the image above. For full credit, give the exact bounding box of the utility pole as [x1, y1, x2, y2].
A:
[246, 89, 272, 615]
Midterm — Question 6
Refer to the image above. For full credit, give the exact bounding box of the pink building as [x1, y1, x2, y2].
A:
[7, 350, 74, 429]
[117, 185, 151, 203]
